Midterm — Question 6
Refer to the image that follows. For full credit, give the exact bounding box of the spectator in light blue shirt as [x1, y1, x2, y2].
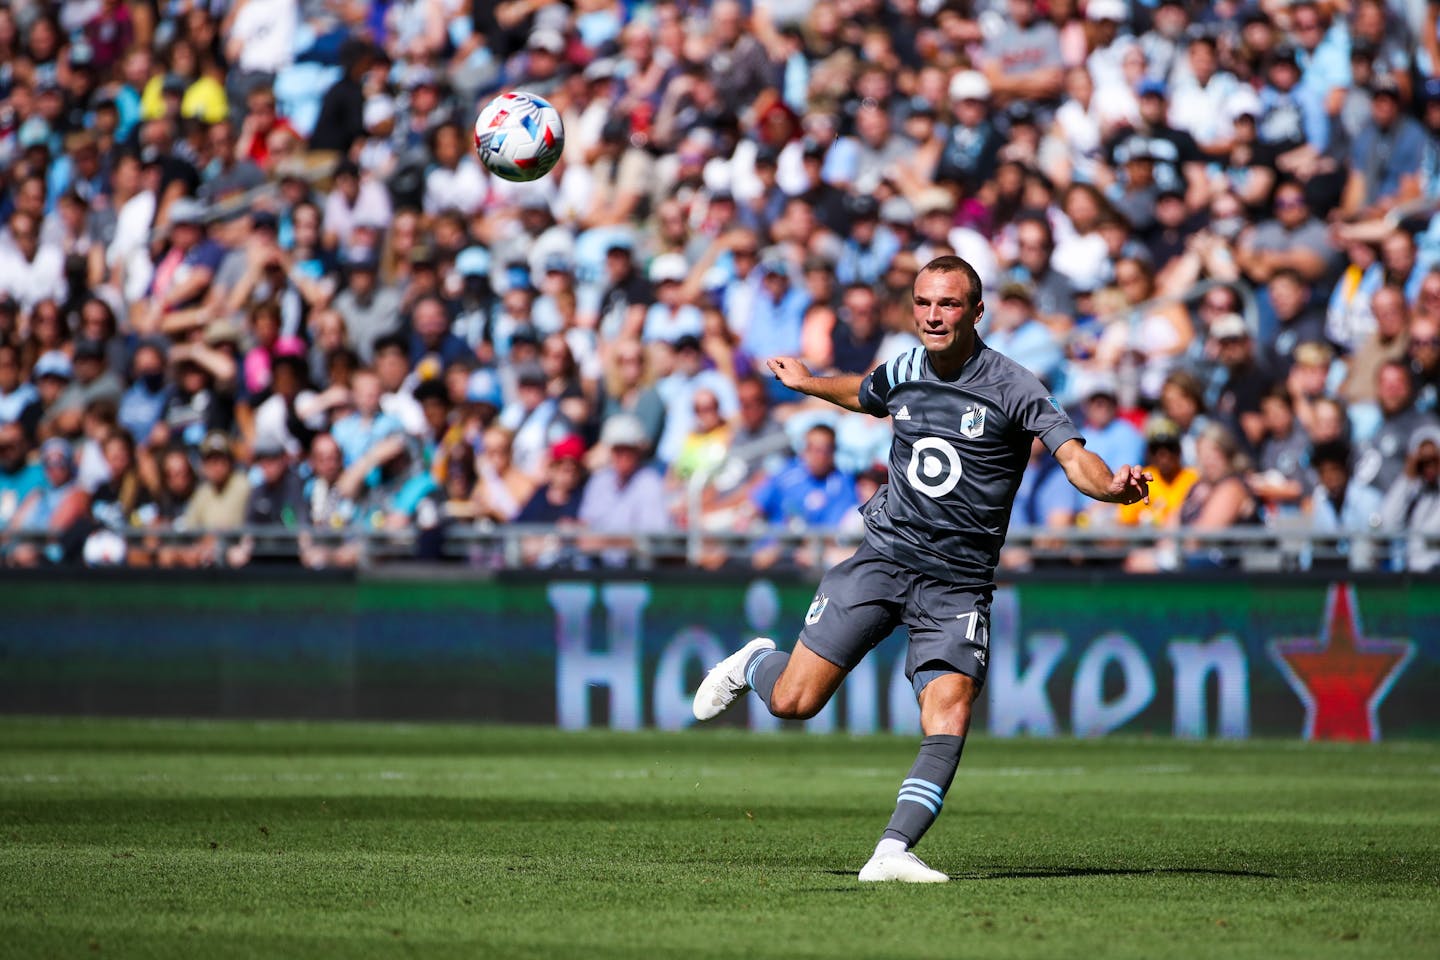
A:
[117, 340, 171, 445]
[835, 195, 901, 286]
[330, 369, 404, 468]
[740, 257, 810, 401]
[1064, 379, 1145, 522]
[984, 283, 1064, 386]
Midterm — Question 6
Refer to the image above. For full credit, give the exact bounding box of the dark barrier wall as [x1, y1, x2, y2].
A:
[1, 574, 1436, 741]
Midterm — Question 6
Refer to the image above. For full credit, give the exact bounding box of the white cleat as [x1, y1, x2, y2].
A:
[692, 637, 776, 721]
[858, 850, 950, 884]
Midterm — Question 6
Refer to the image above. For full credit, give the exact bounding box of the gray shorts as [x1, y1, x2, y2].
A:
[798, 542, 992, 697]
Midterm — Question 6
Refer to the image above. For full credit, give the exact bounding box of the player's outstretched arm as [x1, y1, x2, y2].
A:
[1054, 438, 1152, 505]
[767, 357, 867, 413]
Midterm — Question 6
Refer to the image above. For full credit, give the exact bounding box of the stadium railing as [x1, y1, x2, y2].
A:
[2, 524, 1432, 572]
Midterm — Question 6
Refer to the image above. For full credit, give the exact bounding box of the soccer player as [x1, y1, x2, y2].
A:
[692, 256, 1151, 883]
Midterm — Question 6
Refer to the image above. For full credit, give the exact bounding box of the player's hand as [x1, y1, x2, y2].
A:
[1108, 464, 1152, 505]
[767, 356, 812, 390]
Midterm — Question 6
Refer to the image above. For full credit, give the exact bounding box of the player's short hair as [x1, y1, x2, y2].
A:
[918, 255, 983, 307]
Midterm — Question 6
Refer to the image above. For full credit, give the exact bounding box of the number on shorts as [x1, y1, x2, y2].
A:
[957, 610, 979, 641]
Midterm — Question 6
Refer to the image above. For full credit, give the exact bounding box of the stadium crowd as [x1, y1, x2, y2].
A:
[0, 0, 1439, 571]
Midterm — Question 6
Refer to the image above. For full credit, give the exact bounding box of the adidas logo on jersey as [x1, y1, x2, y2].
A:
[895, 405, 912, 421]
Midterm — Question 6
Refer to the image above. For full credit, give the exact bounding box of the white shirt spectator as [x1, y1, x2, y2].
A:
[230, 0, 298, 74]
[423, 159, 488, 216]
[323, 180, 393, 251]
[0, 242, 66, 311]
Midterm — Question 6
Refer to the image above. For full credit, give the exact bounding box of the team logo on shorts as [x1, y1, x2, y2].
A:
[906, 436, 963, 498]
[960, 405, 986, 439]
[805, 594, 829, 625]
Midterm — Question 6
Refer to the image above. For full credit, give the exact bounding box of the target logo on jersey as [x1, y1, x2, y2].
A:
[474, 91, 566, 182]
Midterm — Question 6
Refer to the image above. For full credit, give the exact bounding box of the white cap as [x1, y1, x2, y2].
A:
[948, 70, 991, 103]
[1086, 0, 1128, 21]
[648, 252, 689, 284]
[1209, 313, 1250, 340]
[363, 95, 395, 129]
[600, 413, 651, 449]
[1225, 88, 1263, 122]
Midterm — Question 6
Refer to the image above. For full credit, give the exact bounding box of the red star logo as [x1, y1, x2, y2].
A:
[1268, 584, 1414, 742]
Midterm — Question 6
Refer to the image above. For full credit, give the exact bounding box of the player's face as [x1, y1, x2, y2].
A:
[911, 269, 982, 356]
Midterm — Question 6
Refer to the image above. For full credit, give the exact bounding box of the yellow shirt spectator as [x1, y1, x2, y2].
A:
[1118, 464, 1198, 526]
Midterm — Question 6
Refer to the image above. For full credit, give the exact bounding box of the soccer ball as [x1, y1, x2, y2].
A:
[474, 91, 565, 182]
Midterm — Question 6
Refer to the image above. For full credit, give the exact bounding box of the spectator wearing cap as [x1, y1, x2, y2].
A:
[323, 159, 394, 256]
[1083, 0, 1134, 94]
[30, 351, 74, 434]
[0, 210, 66, 312]
[937, 71, 1001, 192]
[988, 282, 1064, 384]
[1256, 44, 1327, 155]
[655, 334, 740, 468]
[133, 198, 224, 336]
[1119, 416, 1198, 529]
[515, 435, 588, 564]
[979, 0, 1065, 115]
[597, 241, 653, 342]
[577, 413, 670, 566]
[333, 250, 402, 365]
[739, 254, 810, 383]
[835, 194, 900, 287]
[225, 437, 310, 567]
[6, 437, 89, 567]
[1377, 426, 1440, 571]
[118, 340, 172, 446]
[1204, 313, 1274, 451]
[1339, 79, 1427, 222]
[498, 361, 566, 478]
[1065, 376, 1146, 523]
[1108, 79, 1207, 208]
[174, 430, 250, 552]
[1357, 361, 1440, 492]
[45, 337, 124, 438]
[641, 254, 703, 344]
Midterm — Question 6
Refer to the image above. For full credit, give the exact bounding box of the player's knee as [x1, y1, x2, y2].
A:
[769, 684, 826, 720]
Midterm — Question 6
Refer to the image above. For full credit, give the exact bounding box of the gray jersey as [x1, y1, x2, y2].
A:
[858, 339, 1082, 586]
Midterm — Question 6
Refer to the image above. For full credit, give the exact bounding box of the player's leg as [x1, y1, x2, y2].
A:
[859, 583, 990, 883]
[692, 544, 902, 722]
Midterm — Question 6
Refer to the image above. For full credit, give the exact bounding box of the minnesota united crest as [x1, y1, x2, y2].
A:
[960, 405, 986, 439]
[805, 594, 829, 625]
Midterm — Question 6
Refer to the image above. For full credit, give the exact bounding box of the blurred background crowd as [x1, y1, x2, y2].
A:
[0, 0, 1439, 571]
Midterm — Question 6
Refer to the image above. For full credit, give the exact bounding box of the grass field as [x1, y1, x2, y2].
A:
[0, 719, 1437, 959]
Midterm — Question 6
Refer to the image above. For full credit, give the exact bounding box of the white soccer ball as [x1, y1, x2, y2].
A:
[474, 90, 565, 182]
